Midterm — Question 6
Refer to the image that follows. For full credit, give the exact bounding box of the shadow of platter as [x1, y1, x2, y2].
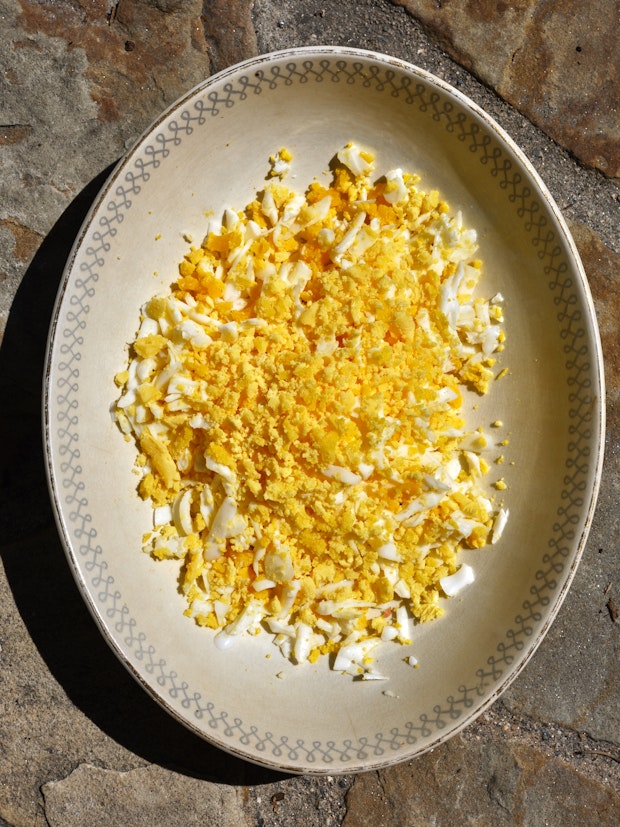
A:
[0, 164, 282, 785]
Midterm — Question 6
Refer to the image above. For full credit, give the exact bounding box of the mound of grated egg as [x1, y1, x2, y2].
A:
[114, 143, 509, 680]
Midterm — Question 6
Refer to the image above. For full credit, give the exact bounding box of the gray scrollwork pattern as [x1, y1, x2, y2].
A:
[51, 56, 597, 766]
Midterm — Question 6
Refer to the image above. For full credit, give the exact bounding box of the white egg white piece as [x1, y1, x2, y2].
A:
[114, 141, 509, 682]
[440, 564, 475, 597]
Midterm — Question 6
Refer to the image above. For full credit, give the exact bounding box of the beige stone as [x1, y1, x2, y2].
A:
[344, 734, 620, 826]
[393, 0, 620, 177]
[41, 763, 246, 827]
[0, 1, 618, 824]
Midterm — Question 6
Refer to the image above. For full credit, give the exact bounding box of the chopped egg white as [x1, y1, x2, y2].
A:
[114, 144, 509, 680]
[440, 564, 475, 597]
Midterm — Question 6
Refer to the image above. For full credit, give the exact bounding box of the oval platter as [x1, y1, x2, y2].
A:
[43, 47, 605, 774]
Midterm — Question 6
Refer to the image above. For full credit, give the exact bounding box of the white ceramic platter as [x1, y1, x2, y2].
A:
[43, 47, 604, 774]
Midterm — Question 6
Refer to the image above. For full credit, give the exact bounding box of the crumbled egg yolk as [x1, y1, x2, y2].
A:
[114, 143, 509, 680]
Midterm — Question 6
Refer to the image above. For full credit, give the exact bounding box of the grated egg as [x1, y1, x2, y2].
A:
[114, 143, 509, 679]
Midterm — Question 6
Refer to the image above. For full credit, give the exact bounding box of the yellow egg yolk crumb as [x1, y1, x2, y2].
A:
[114, 143, 508, 679]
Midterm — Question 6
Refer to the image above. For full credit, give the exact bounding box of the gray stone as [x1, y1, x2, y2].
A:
[573, 224, 620, 416]
[0, 0, 214, 335]
[244, 775, 355, 827]
[502, 227, 620, 743]
[200, 0, 258, 74]
[0, 525, 272, 826]
[344, 734, 620, 826]
[41, 763, 246, 827]
[0, 1, 618, 825]
[252, 0, 620, 256]
[0, 533, 147, 826]
[392, 0, 620, 178]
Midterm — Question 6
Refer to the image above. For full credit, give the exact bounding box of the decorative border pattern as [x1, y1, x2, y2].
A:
[48, 52, 600, 771]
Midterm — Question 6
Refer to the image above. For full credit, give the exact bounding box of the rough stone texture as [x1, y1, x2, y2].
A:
[41, 763, 246, 827]
[252, 0, 619, 256]
[344, 732, 620, 826]
[201, 0, 258, 74]
[243, 774, 356, 827]
[12, 0, 217, 128]
[0, 0, 618, 825]
[573, 224, 620, 417]
[392, 0, 620, 178]
[501, 226, 620, 743]
[0, 531, 146, 826]
[0, 0, 248, 336]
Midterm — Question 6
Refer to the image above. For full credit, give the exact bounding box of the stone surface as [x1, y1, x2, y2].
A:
[252, 0, 620, 255]
[201, 0, 257, 74]
[344, 732, 620, 826]
[0, 532, 146, 826]
[0, 0, 212, 336]
[244, 774, 355, 827]
[501, 225, 620, 742]
[14, 0, 212, 128]
[572, 224, 620, 416]
[41, 763, 246, 827]
[0, 0, 618, 825]
[392, 0, 620, 178]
